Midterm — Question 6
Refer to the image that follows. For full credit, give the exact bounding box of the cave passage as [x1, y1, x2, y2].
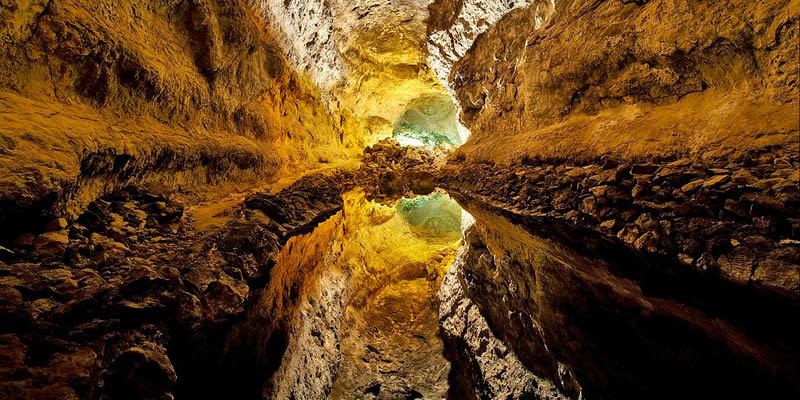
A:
[391, 94, 464, 150]
[0, 1, 797, 399]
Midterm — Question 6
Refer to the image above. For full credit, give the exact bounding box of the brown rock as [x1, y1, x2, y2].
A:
[600, 219, 617, 231]
[740, 193, 784, 212]
[723, 199, 746, 217]
[695, 253, 718, 272]
[107, 347, 177, 399]
[752, 258, 800, 296]
[752, 178, 784, 190]
[589, 185, 609, 198]
[617, 225, 641, 246]
[0, 285, 22, 315]
[202, 277, 249, 324]
[681, 179, 704, 192]
[717, 247, 755, 285]
[731, 169, 758, 185]
[634, 231, 660, 253]
[25, 298, 61, 321]
[631, 184, 647, 199]
[742, 235, 772, 251]
[579, 196, 599, 220]
[12, 233, 35, 248]
[667, 158, 692, 168]
[34, 231, 70, 259]
[702, 175, 729, 188]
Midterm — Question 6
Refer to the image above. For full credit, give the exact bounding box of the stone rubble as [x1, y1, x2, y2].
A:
[441, 145, 800, 298]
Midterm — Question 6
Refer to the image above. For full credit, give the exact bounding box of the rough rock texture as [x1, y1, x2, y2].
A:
[437, 165, 800, 399]
[447, 0, 799, 162]
[0, 140, 446, 399]
[438, 245, 568, 400]
[0, 0, 351, 235]
[254, 0, 459, 147]
[441, 146, 800, 297]
[222, 182, 461, 399]
[2, 0, 800, 399]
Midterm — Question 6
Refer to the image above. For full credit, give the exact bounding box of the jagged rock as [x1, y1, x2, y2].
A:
[732, 169, 758, 185]
[201, 278, 249, 324]
[34, 231, 70, 259]
[634, 231, 660, 253]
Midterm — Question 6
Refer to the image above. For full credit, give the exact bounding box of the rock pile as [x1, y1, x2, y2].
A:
[442, 145, 800, 297]
[0, 187, 194, 399]
[0, 141, 448, 399]
[0, 176, 360, 399]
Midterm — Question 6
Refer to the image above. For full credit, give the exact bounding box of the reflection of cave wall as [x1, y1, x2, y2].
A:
[222, 189, 461, 399]
[442, 196, 800, 400]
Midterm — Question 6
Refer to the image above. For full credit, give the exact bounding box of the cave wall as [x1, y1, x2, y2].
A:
[253, 0, 461, 147]
[0, 0, 350, 232]
[441, 0, 799, 162]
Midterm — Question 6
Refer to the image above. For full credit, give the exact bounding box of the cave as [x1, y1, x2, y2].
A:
[0, 1, 798, 400]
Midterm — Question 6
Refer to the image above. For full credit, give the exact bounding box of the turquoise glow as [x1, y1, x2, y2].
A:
[396, 193, 463, 235]
[392, 123, 462, 149]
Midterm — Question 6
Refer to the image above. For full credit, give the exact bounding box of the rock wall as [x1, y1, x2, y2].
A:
[253, 0, 459, 147]
[446, 0, 799, 162]
[0, 0, 350, 236]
